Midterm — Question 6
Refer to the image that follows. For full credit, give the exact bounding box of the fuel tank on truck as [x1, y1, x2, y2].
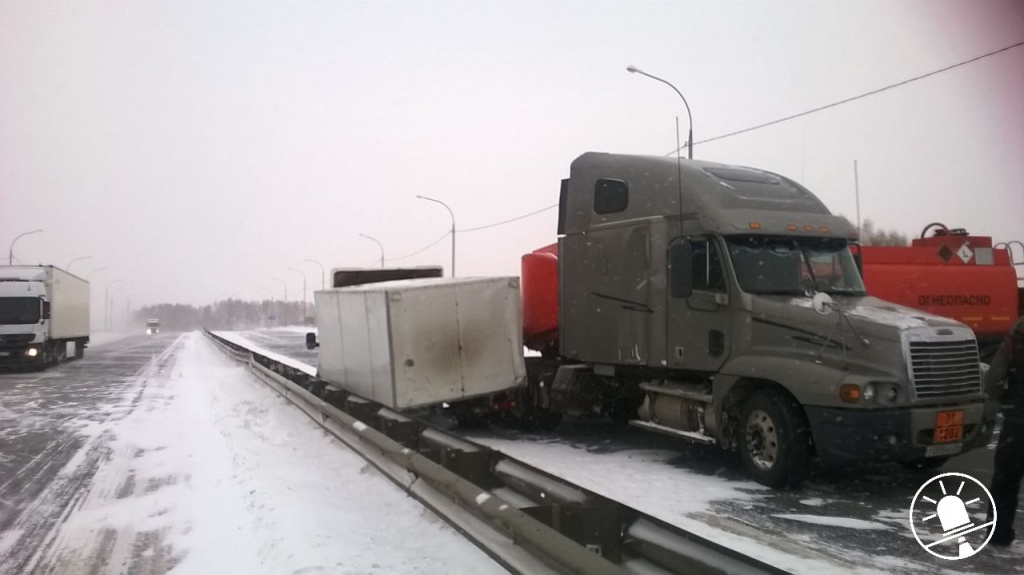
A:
[855, 223, 1021, 359]
[521, 243, 559, 354]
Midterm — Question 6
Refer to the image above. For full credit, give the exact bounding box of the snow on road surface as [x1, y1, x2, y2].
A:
[207, 329, 1024, 574]
[215, 330, 316, 376]
[0, 332, 503, 575]
[87, 331, 132, 348]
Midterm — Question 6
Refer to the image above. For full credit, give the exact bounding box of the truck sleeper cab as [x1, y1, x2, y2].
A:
[551, 153, 994, 487]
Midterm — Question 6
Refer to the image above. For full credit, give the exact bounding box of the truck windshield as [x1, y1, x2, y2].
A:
[0, 297, 42, 324]
[725, 235, 867, 296]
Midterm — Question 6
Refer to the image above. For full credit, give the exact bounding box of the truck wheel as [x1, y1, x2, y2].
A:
[605, 398, 639, 426]
[738, 390, 811, 488]
[74, 340, 85, 359]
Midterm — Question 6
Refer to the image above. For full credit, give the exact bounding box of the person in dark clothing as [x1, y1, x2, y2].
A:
[986, 317, 1024, 546]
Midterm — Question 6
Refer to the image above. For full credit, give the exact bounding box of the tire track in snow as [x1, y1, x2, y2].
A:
[0, 336, 185, 575]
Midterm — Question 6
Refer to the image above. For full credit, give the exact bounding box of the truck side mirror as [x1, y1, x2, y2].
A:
[305, 332, 319, 350]
[41, 300, 51, 321]
[669, 240, 693, 298]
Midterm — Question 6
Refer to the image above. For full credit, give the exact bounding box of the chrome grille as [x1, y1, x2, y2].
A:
[909, 339, 982, 399]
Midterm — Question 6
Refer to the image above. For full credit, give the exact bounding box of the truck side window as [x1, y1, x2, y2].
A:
[594, 179, 628, 214]
[691, 237, 725, 292]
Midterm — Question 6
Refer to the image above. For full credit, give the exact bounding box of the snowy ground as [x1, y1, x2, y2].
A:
[87, 331, 132, 348]
[232, 328, 1024, 575]
[0, 332, 503, 575]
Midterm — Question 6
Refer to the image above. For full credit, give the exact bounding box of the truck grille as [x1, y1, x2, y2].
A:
[0, 333, 35, 347]
[909, 340, 982, 399]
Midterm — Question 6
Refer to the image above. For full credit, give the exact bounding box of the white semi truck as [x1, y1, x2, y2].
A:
[0, 265, 90, 368]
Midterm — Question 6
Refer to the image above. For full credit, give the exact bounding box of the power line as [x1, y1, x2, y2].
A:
[382, 203, 559, 264]
[666, 40, 1024, 155]
[387, 231, 451, 262]
[457, 204, 558, 233]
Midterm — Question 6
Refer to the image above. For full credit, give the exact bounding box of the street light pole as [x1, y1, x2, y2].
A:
[359, 234, 385, 268]
[626, 65, 694, 159]
[105, 280, 124, 331]
[86, 268, 108, 331]
[304, 258, 326, 291]
[416, 195, 456, 277]
[272, 277, 288, 326]
[66, 256, 92, 273]
[289, 267, 307, 325]
[8, 229, 43, 265]
[260, 287, 274, 328]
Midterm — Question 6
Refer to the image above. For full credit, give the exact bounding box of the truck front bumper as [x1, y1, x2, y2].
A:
[0, 346, 45, 367]
[804, 401, 996, 465]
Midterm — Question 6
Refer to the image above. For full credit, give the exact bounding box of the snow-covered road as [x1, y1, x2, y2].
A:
[0, 332, 504, 575]
[227, 327, 1024, 575]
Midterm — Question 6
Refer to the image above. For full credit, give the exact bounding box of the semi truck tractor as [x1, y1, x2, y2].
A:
[854, 224, 1023, 361]
[0, 265, 90, 368]
[310, 152, 995, 488]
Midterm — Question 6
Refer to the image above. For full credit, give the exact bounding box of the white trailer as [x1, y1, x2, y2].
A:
[312, 277, 526, 410]
[0, 265, 90, 368]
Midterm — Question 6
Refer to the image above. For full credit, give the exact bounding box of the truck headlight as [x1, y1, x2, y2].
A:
[26, 348, 38, 357]
[862, 383, 876, 401]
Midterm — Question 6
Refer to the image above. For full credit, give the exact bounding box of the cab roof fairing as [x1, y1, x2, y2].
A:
[563, 152, 859, 240]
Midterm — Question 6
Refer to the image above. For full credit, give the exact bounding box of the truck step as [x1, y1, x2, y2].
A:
[629, 420, 717, 445]
[639, 382, 712, 403]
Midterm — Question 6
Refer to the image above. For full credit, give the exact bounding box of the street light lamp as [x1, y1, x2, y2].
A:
[8, 229, 43, 265]
[289, 267, 307, 325]
[304, 258, 326, 291]
[105, 280, 124, 331]
[626, 65, 694, 159]
[359, 234, 385, 268]
[66, 256, 92, 273]
[272, 277, 288, 326]
[416, 195, 456, 277]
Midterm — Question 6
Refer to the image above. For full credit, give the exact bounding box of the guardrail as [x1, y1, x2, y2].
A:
[204, 330, 789, 575]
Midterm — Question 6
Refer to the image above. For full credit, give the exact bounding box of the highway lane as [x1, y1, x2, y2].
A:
[0, 332, 181, 574]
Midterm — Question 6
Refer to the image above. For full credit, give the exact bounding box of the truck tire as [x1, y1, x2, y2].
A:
[738, 390, 812, 489]
[74, 340, 85, 359]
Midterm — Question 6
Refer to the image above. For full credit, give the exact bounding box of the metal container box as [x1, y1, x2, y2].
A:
[314, 277, 526, 409]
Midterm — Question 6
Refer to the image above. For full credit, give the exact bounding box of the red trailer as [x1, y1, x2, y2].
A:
[855, 223, 1023, 360]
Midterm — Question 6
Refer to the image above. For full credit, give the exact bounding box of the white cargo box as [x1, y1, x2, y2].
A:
[0, 265, 89, 340]
[314, 277, 526, 409]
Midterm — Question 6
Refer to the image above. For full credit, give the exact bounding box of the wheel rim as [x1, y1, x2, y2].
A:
[745, 409, 779, 470]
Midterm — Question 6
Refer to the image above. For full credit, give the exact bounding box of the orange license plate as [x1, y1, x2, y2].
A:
[933, 410, 964, 443]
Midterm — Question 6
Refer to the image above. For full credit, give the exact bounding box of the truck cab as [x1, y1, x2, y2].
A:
[146, 319, 160, 335]
[0, 266, 89, 368]
[551, 152, 995, 487]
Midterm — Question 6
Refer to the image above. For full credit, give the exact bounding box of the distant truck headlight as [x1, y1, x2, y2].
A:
[26, 347, 39, 357]
[146, 328, 152, 335]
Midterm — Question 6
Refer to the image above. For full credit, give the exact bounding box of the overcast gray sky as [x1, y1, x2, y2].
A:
[2, 0, 1022, 315]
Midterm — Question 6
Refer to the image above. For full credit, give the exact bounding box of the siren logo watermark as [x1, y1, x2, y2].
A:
[909, 472, 996, 560]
